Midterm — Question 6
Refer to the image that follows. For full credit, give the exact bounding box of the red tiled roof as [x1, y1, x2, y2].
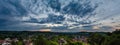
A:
[0, 40, 4, 44]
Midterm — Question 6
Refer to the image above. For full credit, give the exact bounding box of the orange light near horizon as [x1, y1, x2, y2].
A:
[80, 30, 87, 32]
[39, 29, 51, 32]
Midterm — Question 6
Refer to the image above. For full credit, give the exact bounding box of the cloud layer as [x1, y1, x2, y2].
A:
[0, 0, 120, 32]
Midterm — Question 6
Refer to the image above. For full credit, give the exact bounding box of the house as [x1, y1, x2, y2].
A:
[0, 40, 11, 45]
[2, 41, 11, 45]
[24, 39, 33, 45]
[0, 40, 4, 44]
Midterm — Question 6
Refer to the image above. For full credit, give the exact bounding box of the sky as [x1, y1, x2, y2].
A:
[0, 0, 120, 32]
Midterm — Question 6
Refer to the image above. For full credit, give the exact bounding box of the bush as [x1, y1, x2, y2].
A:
[68, 42, 83, 45]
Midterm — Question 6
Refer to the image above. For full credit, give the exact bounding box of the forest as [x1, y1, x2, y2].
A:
[0, 29, 120, 45]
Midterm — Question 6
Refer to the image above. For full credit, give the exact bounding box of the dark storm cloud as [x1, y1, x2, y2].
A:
[61, 1, 98, 17]
[0, 0, 27, 16]
[0, 0, 28, 30]
[0, 0, 119, 32]
[48, 0, 61, 12]
[25, 0, 97, 24]
[0, 0, 97, 31]
[39, 14, 65, 24]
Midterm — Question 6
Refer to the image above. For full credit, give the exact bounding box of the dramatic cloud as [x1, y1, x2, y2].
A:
[0, 0, 120, 32]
